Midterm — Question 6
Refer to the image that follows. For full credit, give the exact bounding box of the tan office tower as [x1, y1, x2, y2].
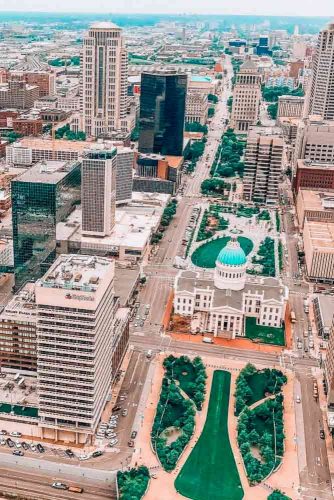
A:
[230, 60, 261, 133]
[82, 149, 117, 237]
[82, 22, 128, 138]
[36, 254, 118, 444]
[307, 23, 334, 120]
[293, 117, 334, 169]
[243, 129, 284, 205]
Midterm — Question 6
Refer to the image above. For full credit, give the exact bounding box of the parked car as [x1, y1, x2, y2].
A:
[6, 438, 14, 448]
[21, 442, 29, 450]
[51, 482, 68, 490]
[112, 406, 121, 413]
[109, 439, 118, 447]
[79, 454, 90, 461]
[122, 409, 128, 417]
[128, 440, 134, 448]
[106, 432, 117, 439]
[92, 450, 103, 458]
[320, 429, 325, 439]
[15, 441, 22, 448]
[30, 445, 36, 452]
[131, 431, 137, 439]
[37, 443, 45, 453]
[0, 430, 7, 435]
[10, 431, 22, 437]
[13, 450, 24, 456]
[0, 439, 6, 446]
[65, 449, 74, 458]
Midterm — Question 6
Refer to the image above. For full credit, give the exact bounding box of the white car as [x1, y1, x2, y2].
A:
[15, 442, 22, 448]
[31, 445, 36, 451]
[0, 439, 6, 446]
[79, 454, 90, 461]
[107, 432, 117, 439]
[10, 432, 22, 437]
[51, 482, 68, 490]
[109, 439, 118, 446]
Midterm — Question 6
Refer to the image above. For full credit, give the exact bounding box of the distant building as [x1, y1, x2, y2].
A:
[307, 23, 334, 120]
[230, 60, 261, 133]
[138, 70, 187, 156]
[277, 95, 304, 120]
[294, 118, 334, 170]
[0, 74, 39, 110]
[116, 147, 134, 205]
[304, 220, 334, 282]
[296, 190, 334, 228]
[82, 22, 129, 138]
[294, 159, 334, 193]
[82, 149, 116, 237]
[243, 129, 284, 205]
[134, 153, 183, 195]
[12, 160, 81, 284]
[10, 70, 55, 98]
[313, 295, 334, 339]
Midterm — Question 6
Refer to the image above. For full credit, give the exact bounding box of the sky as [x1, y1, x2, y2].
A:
[0, 0, 332, 17]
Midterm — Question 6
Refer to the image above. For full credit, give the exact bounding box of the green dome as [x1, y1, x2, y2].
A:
[216, 238, 247, 267]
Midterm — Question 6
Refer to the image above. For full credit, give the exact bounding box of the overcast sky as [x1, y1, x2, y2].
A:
[0, 0, 332, 16]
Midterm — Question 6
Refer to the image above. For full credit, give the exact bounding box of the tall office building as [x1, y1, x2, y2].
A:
[36, 254, 118, 443]
[243, 129, 284, 205]
[116, 147, 134, 205]
[293, 118, 334, 169]
[82, 149, 117, 237]
[12, 160, 81, 285]
[82, 22, 129, 138]
[230, 60, 261, 133]
[138, 70, 187, 156]
[307, 23, 334, 120]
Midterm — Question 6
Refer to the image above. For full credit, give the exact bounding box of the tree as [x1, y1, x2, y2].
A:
[267, 490, 291, 500]
[208, 107, 215, 118]
[267, 102, 278, 119]
[208, 93, 218, 104]
[185, 121, 208, 134]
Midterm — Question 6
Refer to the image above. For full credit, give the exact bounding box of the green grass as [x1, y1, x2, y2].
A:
[245, 317, 285, 346]
[246, 372, 272, 405]
[191, 236, 253, 268]
[175, 371, 243, 500]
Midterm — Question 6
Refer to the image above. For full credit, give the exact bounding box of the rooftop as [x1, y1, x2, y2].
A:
[314, 294, 334, 328]
[13, 160, 79, 185]
[90, 21, 120, 30]
[0, 283, 36, 322]
[298, 190, 334, 212]
[37, 254, 113, 292]
[305, 220, 334, 251]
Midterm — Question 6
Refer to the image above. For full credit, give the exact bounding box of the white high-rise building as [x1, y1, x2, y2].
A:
[82, 22, 129, 138]
[82, 149, 117, 237]
[307, 23, 334, 120]
[36, 254, 118, 444]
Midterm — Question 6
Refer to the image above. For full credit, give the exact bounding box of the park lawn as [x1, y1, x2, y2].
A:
[246, 372, 272, 406]
[245, 317, 285, 346]
[191, 236, 253, 268]
[175, 370, 243, 500]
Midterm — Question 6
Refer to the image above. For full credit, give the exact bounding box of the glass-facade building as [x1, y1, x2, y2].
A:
[138, 71, 187, 156]
[12, 161, 81, 285]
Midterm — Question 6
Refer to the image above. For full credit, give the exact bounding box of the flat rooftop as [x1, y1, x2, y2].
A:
[305, 221, 334, 251]
[114, 266, 140, 306]
[299, 190, 334, 212]
[314, 295, 334, 327]
[13, 160, 79, 185]
[37, 254, 113, 292]
[18, 137, 91, 153]
[0, 283, 36, 322]
[297, 159, 334, 170]
[0, 372, 38, 409]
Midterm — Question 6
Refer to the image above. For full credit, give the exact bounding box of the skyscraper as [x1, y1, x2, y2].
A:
[36, 254, 118, 444]
[230, 60, 261, 133]
[82, 22, 129, 138]
[307, 23, 334, 120]
[81, 149, 117, 237]
[12, 160, 81, 285]
[116, 147, 134, 205]
[243, 129, 284, 205]
[138, 71, 187, 156]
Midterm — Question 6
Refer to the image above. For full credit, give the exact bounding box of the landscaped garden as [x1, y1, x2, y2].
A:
[235, 364, 287, 485]
[117, 466, 150, 500]
[234, 363, 287, 414]
[245, 317, 285, 346]
[268, 490, 291, 500]
[249, 237, 276, 277]
[191, 236, 253, 268]
[175, 370, 243, 500]
[151, 356, 207, 471]
[196, 208, 229, 242]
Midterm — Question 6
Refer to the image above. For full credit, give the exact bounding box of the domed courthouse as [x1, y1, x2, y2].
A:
[174, 237, 288, 339]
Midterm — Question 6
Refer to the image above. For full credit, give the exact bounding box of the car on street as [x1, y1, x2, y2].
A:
[0, 439, 6, 445]
[320, 430, 325, 439]
[15, 441, 22, 448]
[65, 449, 74, 458]
[51, 482, 68, 490]
[13, 450, 24, 456]
[92, 450, 103, 458]
[6, 438, 14, 447]
[122, 409, 128, 417]
[109, 439, 118, 447]
[10, 431, 22, 437]
[131, 431, 137, 439]
[79, 454, 90, 460]
[128, 440, 134, 448]
[112, 406, 121, 413]
[21, 442, 29, 450]
[0, 430, 7, 435]
[37, 443, 45, 453]
[295, 395, 301, 403]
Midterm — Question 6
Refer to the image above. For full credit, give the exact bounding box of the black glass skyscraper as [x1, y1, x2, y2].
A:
[12, 160, 81, 285]
[138, 71, 187, 156]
